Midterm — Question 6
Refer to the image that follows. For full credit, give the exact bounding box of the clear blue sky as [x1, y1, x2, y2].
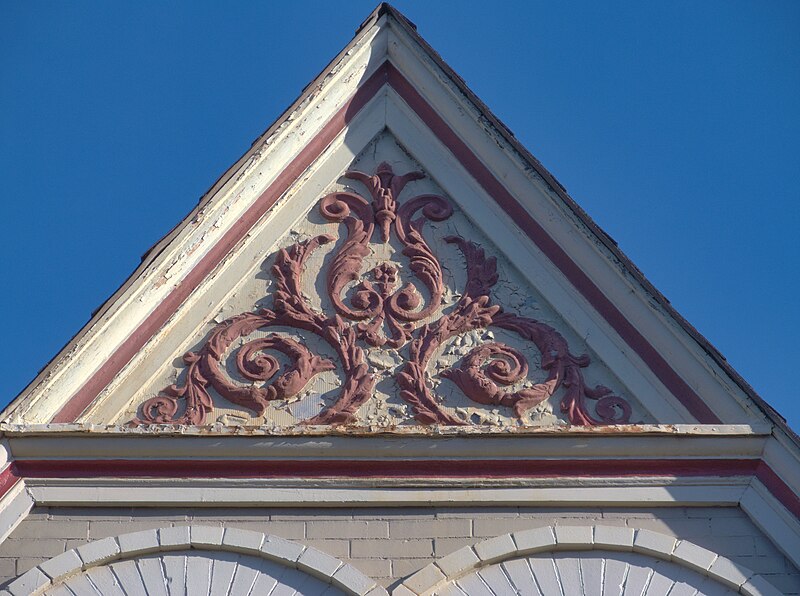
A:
[2, 1, 798, 428]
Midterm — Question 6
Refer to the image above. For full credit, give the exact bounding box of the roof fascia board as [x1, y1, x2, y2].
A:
[3, 19, 391, 424]
[385, 16, 761, 425]
[741, 479, 800, 568]
[79, 90, 388, 424]
[384, 89, 692, 424]
[762, 437, 800, 501]
[0, 481, 32, 544]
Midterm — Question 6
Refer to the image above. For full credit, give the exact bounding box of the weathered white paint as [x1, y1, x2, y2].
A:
[2, 425, 769, 458]
[402, 526, 782, 595]
[6, 527, 385, 596]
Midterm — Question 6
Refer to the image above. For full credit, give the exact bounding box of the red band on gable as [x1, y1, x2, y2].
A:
[0, 465, 21, 501]
[755, 461, 800, 520]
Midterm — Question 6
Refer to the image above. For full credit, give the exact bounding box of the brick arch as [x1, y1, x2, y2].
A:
[6, 525, 386, 595]
[398, 525, 780, 595]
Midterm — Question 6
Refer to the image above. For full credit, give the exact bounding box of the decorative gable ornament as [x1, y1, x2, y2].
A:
[132, 162, 631, 428]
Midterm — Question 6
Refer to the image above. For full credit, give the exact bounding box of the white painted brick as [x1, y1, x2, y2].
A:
[740, 574, 784, 596]
[332, 563, 378, 595]
[392, 584, 417, 596]
[222, 521, 304, 539]
[671, 540, 718, 572]
[391, 559, 428, 579]
[554, 525, 593, 549]
[350, 558, 391, 579]
[633, 529, 677, 557]
[221, 527, 264, 553]
[6, 566, 49, 596]
[402, 564, 445, 593]
[351, 539, 433, 559]
[117, 529, 160, 556]
[632, 518, 710, 538]
[513, 526, 556, 555]
[0, 539, 65, 558]
[0, 559, 15, 579]
[474, 533, 516, 563]
[297, 546, 342, 579]
[304, 539, 350, 558]
[752, 537, 781, 558]
[89, 520, 165, 538]
[308, 520, 388, 539]
[189, 525, 224, 548]
[473, 517, 548, 537]
[389, 519, 470, 539]
[76, 537, 120, 567]
[434, 537, 472, 557]
[593, 525, 634, 551]
[15, 558, 45, 576]
[158, 526, 190, 550]
[260, 535, 306, 563]
[12, 521, 87, 540]
[38, 549, 83, 580]
[709, 516, 758, 537]
[735, 556, 787, 575]
[435, 546, 480, 577]
[708, 556, 753, 588]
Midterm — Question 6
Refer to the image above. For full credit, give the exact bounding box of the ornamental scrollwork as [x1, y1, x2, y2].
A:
[132, 163, 631, 427]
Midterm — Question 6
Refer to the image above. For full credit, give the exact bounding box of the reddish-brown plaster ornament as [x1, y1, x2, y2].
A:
[132, 165, 631, 427]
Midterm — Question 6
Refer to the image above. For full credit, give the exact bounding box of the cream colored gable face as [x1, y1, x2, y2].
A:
[4, 7, 771, 431]
[96, 132, 652, 429]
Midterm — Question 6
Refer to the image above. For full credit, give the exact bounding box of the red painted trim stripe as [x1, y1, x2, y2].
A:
[53, 64, 390, 423]
[15, 458, 757, 480]
[0, 464, 21, 501]
[385, 64, 720, 424]
[55, 60, 719, 424]
[11, 458, 800, 519]
[756, 461, 800, 520]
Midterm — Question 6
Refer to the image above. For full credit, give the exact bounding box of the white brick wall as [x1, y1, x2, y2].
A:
[0, 506, 797, 593]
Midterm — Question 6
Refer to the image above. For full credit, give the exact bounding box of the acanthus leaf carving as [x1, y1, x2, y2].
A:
[131, 163, 632, 428]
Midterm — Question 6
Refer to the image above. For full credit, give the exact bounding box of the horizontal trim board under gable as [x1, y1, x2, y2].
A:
[53, 60, 719, 425]
[13, 458, 761, 479]
[11, 457, 799, 520]
[2, 425, 768, 459]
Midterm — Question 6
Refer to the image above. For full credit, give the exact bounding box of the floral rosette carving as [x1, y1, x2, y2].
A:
[132, 163, 632, 427]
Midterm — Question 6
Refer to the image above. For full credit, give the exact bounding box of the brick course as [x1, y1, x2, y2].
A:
[0, 505, 797, 593]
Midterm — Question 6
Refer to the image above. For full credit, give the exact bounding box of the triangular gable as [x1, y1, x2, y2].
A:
[1, 4, 775, 431]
